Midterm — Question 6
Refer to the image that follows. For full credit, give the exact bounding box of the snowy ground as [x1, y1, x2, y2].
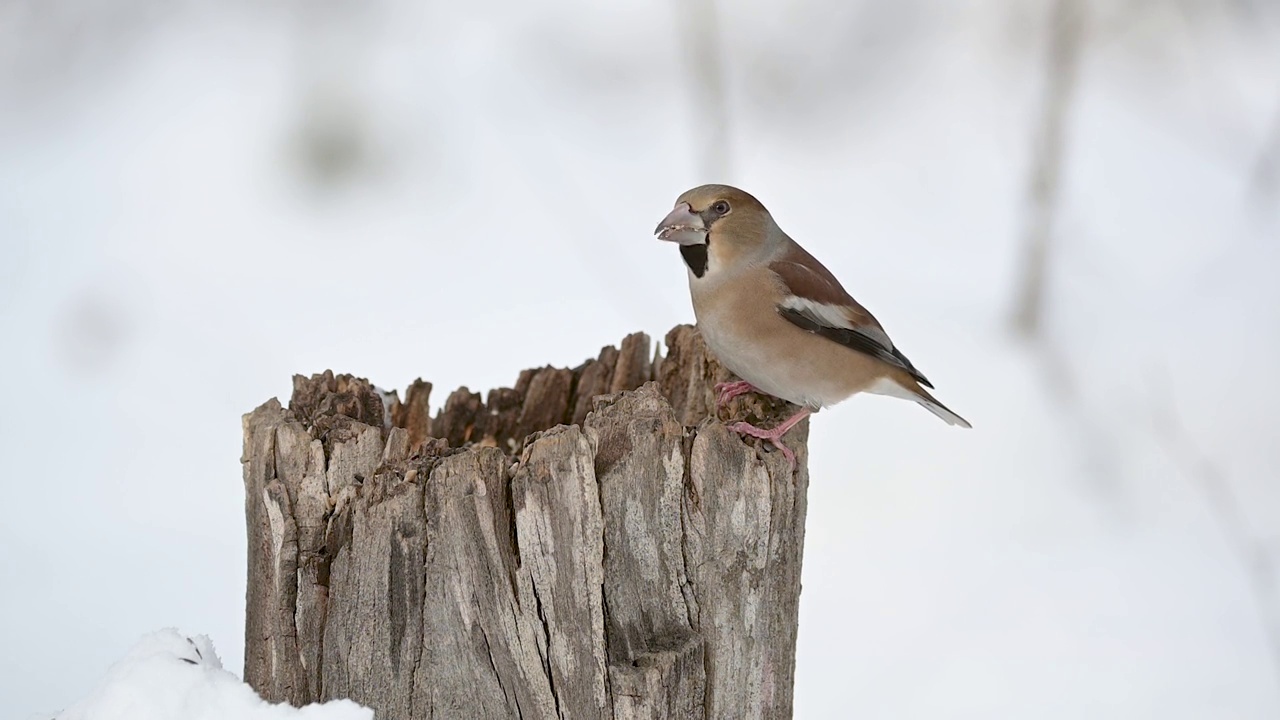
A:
[54, 630, 371, 720]
[2, 0, 1278, 717]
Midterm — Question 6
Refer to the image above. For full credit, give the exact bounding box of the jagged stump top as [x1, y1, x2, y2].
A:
[279, 325, 800, 461]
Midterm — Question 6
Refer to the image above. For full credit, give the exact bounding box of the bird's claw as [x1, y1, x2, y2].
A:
[713, 380, 756, 409]
[727, 421, 797, 470]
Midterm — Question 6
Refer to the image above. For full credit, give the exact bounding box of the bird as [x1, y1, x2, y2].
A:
[654, 184, 970, 467]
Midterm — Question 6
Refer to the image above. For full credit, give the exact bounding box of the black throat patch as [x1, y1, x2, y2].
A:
[680, 244, 708, 278]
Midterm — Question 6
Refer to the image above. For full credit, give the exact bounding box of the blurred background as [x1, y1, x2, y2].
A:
[2, 0, 1279, 717]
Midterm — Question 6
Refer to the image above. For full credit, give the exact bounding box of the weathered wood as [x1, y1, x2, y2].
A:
[243, 326, 809, 719]
[390, 379, 433, 450]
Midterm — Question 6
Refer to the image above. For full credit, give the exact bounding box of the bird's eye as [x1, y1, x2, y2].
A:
[712, 200, 731, 215]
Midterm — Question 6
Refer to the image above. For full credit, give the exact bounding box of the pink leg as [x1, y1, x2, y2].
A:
[713, 380, 757, 409]
[728, 408, 812, 469]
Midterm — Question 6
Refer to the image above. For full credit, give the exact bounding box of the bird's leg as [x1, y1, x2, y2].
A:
[713, 380, 758, 409]
[728, 407, 812, 469]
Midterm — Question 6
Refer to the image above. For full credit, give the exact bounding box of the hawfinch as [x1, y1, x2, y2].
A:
[655, 184, 970, 466]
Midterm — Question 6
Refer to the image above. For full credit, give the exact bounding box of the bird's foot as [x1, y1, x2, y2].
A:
[727, 407, 811, 471]
[728, 421, 797, 468]
[713, 380, 757, 409]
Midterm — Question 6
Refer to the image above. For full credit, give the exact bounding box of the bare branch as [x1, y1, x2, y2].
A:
[1251, 100, 1280, 206]
[679, 0, 731, 179]
[1011, 0, 1087, 338]
[1150, 381, 1280, 689]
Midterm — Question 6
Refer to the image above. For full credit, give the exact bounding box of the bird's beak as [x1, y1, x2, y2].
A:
[654, 202, 707, 246]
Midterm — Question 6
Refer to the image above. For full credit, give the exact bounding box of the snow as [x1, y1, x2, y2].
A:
[1, 0, 1278, 717]
[52, 630, 372, 720]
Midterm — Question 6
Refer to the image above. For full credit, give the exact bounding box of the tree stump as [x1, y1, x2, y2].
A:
[242, 325, 810, 719]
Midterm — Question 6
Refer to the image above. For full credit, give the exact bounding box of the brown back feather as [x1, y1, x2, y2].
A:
[769, 241, 934, 388]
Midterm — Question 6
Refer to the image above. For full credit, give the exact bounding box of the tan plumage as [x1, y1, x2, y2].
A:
[655, 184, 970, 464]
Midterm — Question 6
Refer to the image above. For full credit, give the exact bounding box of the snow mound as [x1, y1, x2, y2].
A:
[54, 629, 372, 720]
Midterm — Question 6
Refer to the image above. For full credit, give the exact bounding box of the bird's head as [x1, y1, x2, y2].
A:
[654, 184, 777, 278]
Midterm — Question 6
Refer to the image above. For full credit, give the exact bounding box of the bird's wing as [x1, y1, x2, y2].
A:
[768, 245, 933, 388]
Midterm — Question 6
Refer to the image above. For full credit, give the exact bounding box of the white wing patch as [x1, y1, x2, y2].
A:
[778, 295, 852, 328]
[778, 295, 894, 350]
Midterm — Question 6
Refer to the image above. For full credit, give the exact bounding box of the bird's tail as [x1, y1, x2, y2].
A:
[912, 387, 972, 428]
[868, 377, 972, 429]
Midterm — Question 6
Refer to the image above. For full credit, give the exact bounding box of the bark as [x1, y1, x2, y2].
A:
[242, 326, 810, 719]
